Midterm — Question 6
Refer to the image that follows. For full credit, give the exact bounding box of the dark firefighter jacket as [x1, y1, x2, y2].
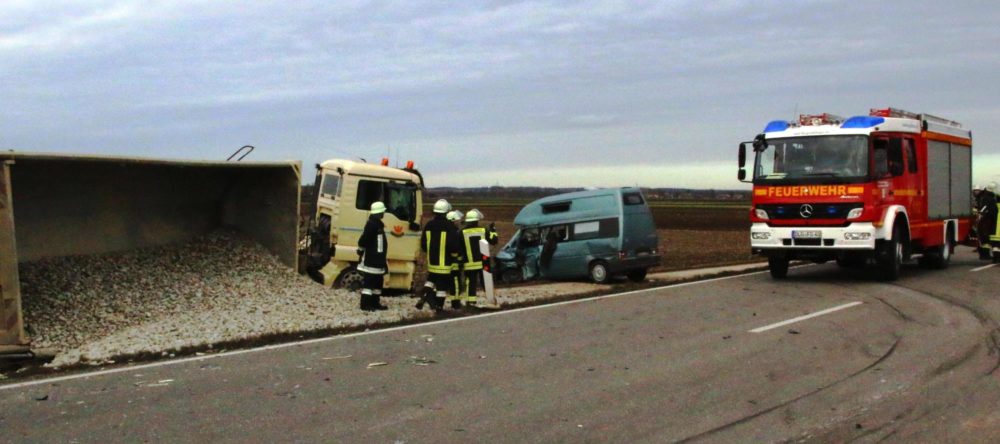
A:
[357, 216, 388, 275]
[422, 214, 464, 275]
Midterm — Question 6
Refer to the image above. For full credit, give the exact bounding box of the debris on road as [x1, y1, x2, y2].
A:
[34, 395, 48, 401]
[321, 355, 353, 360]
[407, 356, 437, 366]
[788, 329, 800, 335]
[367, 362, 388, 369]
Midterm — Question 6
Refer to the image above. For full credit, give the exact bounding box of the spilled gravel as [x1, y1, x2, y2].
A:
[19, 230, 433, 368]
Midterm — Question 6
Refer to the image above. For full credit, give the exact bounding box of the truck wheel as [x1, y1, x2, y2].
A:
[877, 226, 904, 281]
[626, 268, 648, 282]
[589, 261, 611, 284]
[768, 255, 789, 279]
[336, 268, 364, 291]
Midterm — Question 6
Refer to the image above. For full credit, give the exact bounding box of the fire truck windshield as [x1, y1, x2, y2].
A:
[753, 135, 868, 184]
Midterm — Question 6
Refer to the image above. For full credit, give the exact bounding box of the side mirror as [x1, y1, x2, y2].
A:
[752, 133, 767, 151]
[738, 143, 747, 168]
[738, 169, 747, 181]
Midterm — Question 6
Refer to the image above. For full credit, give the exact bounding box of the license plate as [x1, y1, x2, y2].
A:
[792, 230, 822, 239]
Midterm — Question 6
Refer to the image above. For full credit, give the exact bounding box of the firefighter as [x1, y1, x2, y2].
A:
[459, 209, 496, 306]
[356, 202, 389, 311]
[446, 210, 465, 308]
[419, 199, 463, 311]
[470, 209, 499, 292]
[974, 184, 991, 260]
[985, 182, 1000, 262]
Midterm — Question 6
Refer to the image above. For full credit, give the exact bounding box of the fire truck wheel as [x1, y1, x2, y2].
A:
[922, 231, 953, 269]
[768, 255, 789, 279]
[877, 227, 904, 281]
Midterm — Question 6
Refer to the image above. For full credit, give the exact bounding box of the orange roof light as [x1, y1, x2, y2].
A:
[406, 160, 414, 169]
[380, 157, 389, 166]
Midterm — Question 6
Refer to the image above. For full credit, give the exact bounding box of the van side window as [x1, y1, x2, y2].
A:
[320, 174, 340, 197]
[904, 138, 917, 173]
[572, 218, 619, 241]
[542, 202, 571, 214]
[542, 225, 569, 242]
[623, 193, 644, 205]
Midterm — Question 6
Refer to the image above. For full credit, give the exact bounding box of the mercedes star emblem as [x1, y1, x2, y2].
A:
[799, 204, 814, 218]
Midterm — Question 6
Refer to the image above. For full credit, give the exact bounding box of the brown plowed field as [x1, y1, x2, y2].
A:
[435, 203, 758, 273]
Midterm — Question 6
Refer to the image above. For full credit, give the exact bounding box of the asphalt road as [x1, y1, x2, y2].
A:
[2, 250, 999, 443]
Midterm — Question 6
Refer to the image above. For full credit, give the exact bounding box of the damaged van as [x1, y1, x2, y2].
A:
[494, 188, 661, 284]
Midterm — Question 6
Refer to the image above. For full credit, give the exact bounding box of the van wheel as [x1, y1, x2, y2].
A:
[589, 261, 611, 284]
[500, 268, 523, 284]
[336, 268, 364, 291]
[768, 255, 789, 279]
[626, 268, 648, 282]
[877, 225, 904, 281]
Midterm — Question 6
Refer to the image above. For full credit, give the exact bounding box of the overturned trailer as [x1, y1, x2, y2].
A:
[0, 153, 301, 357]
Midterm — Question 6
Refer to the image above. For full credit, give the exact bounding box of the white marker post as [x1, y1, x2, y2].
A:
[479, 239, 499, 308]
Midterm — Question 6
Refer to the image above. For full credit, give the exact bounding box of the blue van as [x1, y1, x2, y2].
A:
[494, 188, 661, 284]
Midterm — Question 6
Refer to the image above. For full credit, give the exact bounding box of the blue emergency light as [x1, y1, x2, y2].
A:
[841, 116, 885, 129]
[763, 120, 790, 133]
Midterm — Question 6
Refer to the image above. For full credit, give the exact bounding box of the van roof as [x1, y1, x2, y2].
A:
[320, 159, 421, 184]
[514, 187, 641, 227]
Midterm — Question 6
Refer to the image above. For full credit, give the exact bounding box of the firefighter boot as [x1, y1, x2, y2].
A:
[360, 293, 376, 312]
[373, 290, 388, 311]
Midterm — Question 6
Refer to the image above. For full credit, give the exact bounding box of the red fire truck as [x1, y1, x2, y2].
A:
[737, 107, 973, 280]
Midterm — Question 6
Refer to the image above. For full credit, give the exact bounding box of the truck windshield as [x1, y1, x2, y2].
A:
[356, 180, 418, 221]
[754, 135, 869, 184]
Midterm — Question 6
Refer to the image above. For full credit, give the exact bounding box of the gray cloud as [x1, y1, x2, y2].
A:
[2, 0, 998, 187]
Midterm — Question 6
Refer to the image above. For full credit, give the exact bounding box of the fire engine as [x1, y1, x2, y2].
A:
[737, 107, 973, 280]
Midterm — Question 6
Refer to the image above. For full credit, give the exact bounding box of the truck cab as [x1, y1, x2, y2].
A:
[304, 159, 424, 290]
[738, 108, 972, 280]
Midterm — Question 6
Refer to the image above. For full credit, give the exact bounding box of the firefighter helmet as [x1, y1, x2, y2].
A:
[465, 209, 482, 222]
[433, 199, 451, 214]
[370, 201, 386, 214]
[447, 210, 464, 222]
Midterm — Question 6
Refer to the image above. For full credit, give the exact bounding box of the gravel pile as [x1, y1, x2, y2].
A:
[20, 230, 431, 368]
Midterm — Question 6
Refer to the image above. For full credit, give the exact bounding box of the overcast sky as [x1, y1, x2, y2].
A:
[3, 0, 999, 188]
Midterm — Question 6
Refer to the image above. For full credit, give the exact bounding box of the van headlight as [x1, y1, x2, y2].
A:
[844, 232, 871, 240]
[847, 208, 863, 219]
[754, 209, 769, 220]
[751, 232, 771, 240]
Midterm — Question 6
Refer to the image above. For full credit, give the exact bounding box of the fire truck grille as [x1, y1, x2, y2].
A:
[757, 203, 863, 220]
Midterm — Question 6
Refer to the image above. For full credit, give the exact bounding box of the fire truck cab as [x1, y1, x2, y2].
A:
[738, 108, 973, 280]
